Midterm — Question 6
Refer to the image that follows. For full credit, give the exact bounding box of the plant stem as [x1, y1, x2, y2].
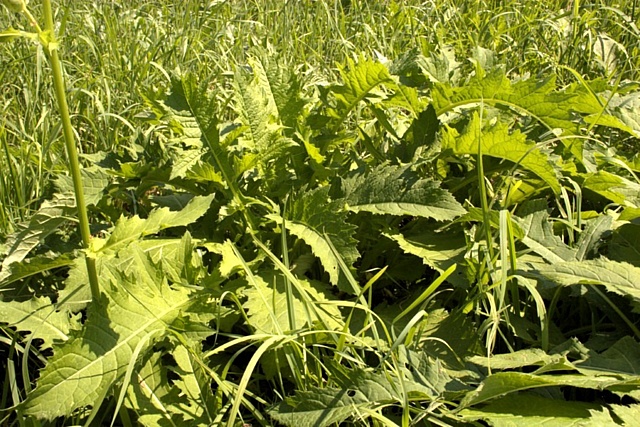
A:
[41, 0, 100, 300]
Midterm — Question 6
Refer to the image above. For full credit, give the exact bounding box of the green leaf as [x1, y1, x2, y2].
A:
[54, 166, 111, 206]
[576, 336, 640, 378]
[283, 187, 359, 290]
[606, 89, 640, 138]
[468, 348, 575, 372]
[609, 223, 640, 267]
[166, 74, 238, 201]
[269, 386, 360, 427]
[328, 56, 394, 125]
[461, 372, 624, 408]
[609, 403, 640, 425]
[0, 252, 75, 289]
[0, 193, 76, 277]
[582, 171, 640, 207]
[343, 164, 466, 220]
[433, 69, 587, 136]
[125, 351, 185, 426]
[0, 296, 81, 349]
[169, 146, 203, 180]
[459, 393, 618, 426]
[524, 259, 640, 306]
[96, 194, 213, 254]
[233, 58, 295, 175]
[440, 113, 561, 194]
[269, 367, 435, 427]
[515, 208, 577, 263]
[20, 249, 203, 420]
[250, 50, 308, 130]
[243, 270, 343, 334]
[385, 229, 466, 285]
[416, 46, 461, 84]
[168, 343, 215, 424]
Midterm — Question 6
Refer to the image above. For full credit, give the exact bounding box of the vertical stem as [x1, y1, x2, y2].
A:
[41, 0, 100, 300]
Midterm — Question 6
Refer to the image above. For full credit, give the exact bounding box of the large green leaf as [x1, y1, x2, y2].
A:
[328, 56, 395, 125]
[576, 336, 640, 378]
[96, 194, 213, 254]
[282, 186, 359, 291]
[0, 252, 76, 290]
[461, 372, 624, 408]
[269, 366, 437, 427]
[342, 164, 466, 220]
[125, 351, 188, 426]
[0, 296, 81, 349]
[233, 58, 295, 176]
[432, 68, 598, 136]
[467, 348, 575, 372]
[459, 393, 618, 426]
[582, 171, 640, 207]
[54, 165, 111, 206]
[0, 193, 76, 278]
[243, 270, 343, 334]
[609, 223, 640, 267]
[515, 208, 577, 263]
[440, 113, 561, 194]
[20, 248, 206, 420]
[385, 229, 467, 287]
[523, 259, 640, 307]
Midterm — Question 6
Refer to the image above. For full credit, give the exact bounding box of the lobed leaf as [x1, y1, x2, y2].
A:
[0, 296, 81, 349]
[283, 187, 359, 291]
[21, 248, 205, 420]
[242, 270, 343, 334]
[342, 163, 466, 220]
[459, 393, 618, 426]
[523, 259, 640, 307]
[440, 113, 561, 194]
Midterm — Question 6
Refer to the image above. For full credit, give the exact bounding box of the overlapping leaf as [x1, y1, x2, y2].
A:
[342, 163, 466, 220]
[0, 296, 81, 349]
[439, 113, 561, 193]
[459, 393, 618, 426]
[523, 259, 640, 309]
[20, 247, 205, 420]
[243, 270, 343, 334]
[0, 193, 76, 279]
[283, 186, 359, 291]
[328, 56, 395, 125]
[233, 58, 295, 176]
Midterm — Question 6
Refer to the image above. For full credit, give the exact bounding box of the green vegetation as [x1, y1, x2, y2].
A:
[1, 0, 640, 425]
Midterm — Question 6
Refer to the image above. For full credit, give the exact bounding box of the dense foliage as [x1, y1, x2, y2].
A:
[2, 1, 640, 426]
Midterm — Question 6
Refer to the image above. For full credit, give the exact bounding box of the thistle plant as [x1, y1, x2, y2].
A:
[1, 0, 99, 299]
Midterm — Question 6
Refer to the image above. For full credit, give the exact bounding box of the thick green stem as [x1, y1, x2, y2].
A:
[41, 0, 100, 300]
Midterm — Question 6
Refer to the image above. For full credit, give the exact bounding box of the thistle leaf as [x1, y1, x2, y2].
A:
[243, 270, 343, 334]
[21, 249, 204, 420]
[459, 393, 618, 426]
[283, 187, 359, 291]
[0, 296, 80, 349]
[0, 193, 76, 278]
[342, 164, 466, 220]
[233, 59, 295, 176]
[524, 259, 640, 308]
[440, 113, 561, 194]
[328, 56, 394, 125]
[98, 194, 213, 254]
